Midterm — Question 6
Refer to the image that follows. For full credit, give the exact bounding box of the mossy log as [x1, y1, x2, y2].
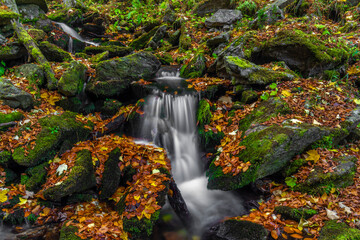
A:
[3, 0, 57, 90]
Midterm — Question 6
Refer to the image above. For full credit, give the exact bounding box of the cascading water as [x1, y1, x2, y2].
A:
[139, 69, 245, 235]
[54, 22, 99, 53]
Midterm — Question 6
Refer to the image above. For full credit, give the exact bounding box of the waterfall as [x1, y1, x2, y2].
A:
[54, 22, 99, 47]
[68, 36, 73, 53]
[139, 68, 245, 234]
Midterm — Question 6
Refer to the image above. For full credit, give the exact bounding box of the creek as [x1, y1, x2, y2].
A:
[137, 68, 245, 236]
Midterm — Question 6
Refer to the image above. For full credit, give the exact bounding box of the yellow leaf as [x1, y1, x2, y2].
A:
[336, 87, 343, 92]
[216, 125, 222, 132]
[0, 189, 9, 203]
[134, 195, 140, 201]
[306, 149, 320, 163]
[354, 99, 360, 105]
[281, 90, 292, 97]
[350, 148, 359, 152]
[18, 197, 27, 205]
[348, 66, 360, 75]
[100, 146, 108, 151]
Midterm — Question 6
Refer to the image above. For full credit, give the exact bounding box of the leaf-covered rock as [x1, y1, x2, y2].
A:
[15, 63, 45, 87]
[43, 149, 96, 202]
[180, 54, 207, 78]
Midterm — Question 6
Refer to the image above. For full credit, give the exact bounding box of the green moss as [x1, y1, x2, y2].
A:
[0, 112, 24, 131]
[47, 8, 82, 25]
[25, 162, 48, 191]
[123, 211, 160, 239]
[199, 129, 224, 153]
[90, 51, 109, 63]
[180, 54, 206, 78]
[130, 26, 160, 50]
[319, 220, 360, 240]
[58, 61, 87, 96]
[226, 56, 253, 68]
[85, 46, 133, 58]
[248, 69, 292, 85]
[274, 206, 317, 221]
[59, 225, 82, 240]
[282, 158, 307, 177]
[197, 99, 212, 126]
[39, 41, 72, 62]
[99, 148, 121, 200]
[0, 151, 13, 168]
[0, 9, 20, 25]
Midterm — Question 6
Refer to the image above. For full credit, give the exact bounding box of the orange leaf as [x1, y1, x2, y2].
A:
[271, 230, 278, 239]
[290, 233, 303, 239]
[284, 226, 294, 233]
[282, 233, 288, 239]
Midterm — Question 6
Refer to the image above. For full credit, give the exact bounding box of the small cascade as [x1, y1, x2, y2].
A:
[139, 68, 245, 234]
[68, 36, 73, 53]
[54, 22, 99, 47]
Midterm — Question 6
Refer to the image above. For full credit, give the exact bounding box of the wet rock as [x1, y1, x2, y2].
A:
[203, 219, 268, 240]
[83, 23, 105, 36]
[86, 51, 161, 99]
[147, 24, 167, 50]
[193, 0, 237, 17]
[207, 32, 230, 49]
[84, 46, 133, 58]
[15, 63, 45, 87]
[100, 99, 122, 117]
[319, 220, 360, 240]
[39, 41, 72, 62]
[18, 4, 45, 22]
[12, 112, 92, 167]
[223, 56, 295, 85]
[43, 149, 96, 202]
[16, 0, 48, 12]
[295, 155, 357, 194]
[0, 77, 34, 110]
[251, 30, 349, 77]
[57, 61, 87, 97]
[99, 148, 121, 200]
[180, 54, 207, 78]
[205, 9, 242, 28]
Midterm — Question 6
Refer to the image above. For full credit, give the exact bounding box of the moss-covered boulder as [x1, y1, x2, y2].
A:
[147, 24, 167, 50]
[0, 77, 34, 110]
[84, 46, 133, 58]
[0, 8, 20, 26]
[224, 56, 295, 85]
[179, 25, 191, 53]
[27, 28, 46, 42]
[100, 99, 122, 117]
[204, 219, 268, 240]
[251, 29, 350, 77]
[180, 54, 207, 78]
[294, 155, 357, 194]
[12, 112, 92, 167]
[47, 8, 82, 26]
[207, 32, 230, 49]
[274, 206, 317, 221]
[319, 220, 360, 240]
[205, 9, 242, 28]
[15, 63, 45, 87]
[38, 41, 72, 62]
[57, 61, 87, 97]
[193, 0, 236, 17]
[86, 51, 161, 99]
[207, 124, 325, 190]
[89, 51, 109, 63]
[240, 90, 258, 104]
[43, 149, 96, 202]
[23, 162, 48, 191]
[99, 148, 121, 200]
[129, 26, 160, 50]
[0, 150, 13, 168]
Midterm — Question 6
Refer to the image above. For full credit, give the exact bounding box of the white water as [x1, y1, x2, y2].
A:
[54, 22, 99, 51]
[140, 70, 244, 234]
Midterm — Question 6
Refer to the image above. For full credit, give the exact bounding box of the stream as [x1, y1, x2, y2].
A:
[138, 68, 245, 236]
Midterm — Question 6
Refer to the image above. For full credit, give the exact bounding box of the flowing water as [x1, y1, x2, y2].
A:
[54, 22, 99, 53]
[139, 69, 245, 235]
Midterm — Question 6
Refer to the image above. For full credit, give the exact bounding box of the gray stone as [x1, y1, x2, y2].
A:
[15, 64, 45, 87]
[18, 4, 45, 21]
[193, 0, 236, 17]
[207, 32, 230, 49]
[147, 24, 167, 50]
[250, 5, 284, 29]
[205, 9, 242, 28]
[0, 42, 27, 61]
[0, 33, 6, 45]
[16, 0, 48, 12]
[0, 77, 34, 110]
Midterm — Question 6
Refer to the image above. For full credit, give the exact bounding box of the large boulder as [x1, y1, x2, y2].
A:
[207, 99, 360, 191]
[319, 220, 360, 240]
[43, 149, 96, 202]
[86, 51, 161, 99]
[16, 0, 48, 12]
[57, 61, 87, 96]
[0, 8, 20, 26]
[223, 56, 295, 85]
[180, 54, 207, 78]
[0, 78, 34, 110]
[18, 4, 45, 22]
[84, 46, 133, 58]
[0, 42, 27, 61]
[205, 9, 242, 28]
[193, 0, 237, 17]
[251, 30, 349, 77]
[12, 112, 92, 167]
[129, 26, 160, 50]
[204, 219, 268, 240]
